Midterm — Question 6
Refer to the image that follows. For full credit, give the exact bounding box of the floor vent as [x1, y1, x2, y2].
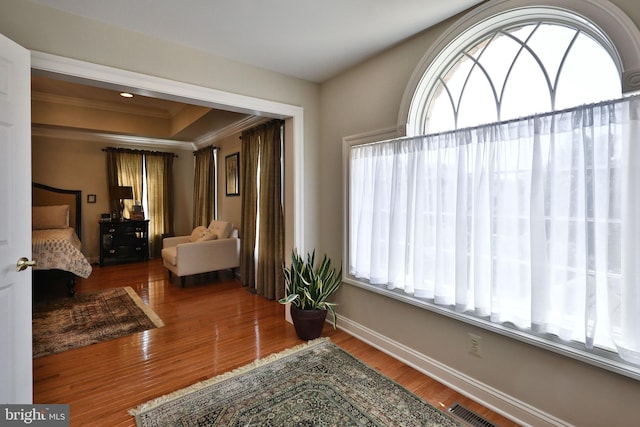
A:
[448, 403, 498, 427]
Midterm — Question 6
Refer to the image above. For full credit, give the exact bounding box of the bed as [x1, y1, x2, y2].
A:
[32, 183, 92, 296]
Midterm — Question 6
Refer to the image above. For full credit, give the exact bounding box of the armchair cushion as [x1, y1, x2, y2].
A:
[208, 220, 233, 239]
[189, 226, 208, 242]
[199, 229, 218, 241]
[188, 226, 218, 242]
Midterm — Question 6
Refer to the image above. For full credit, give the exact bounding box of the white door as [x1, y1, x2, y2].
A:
[0, 33, 32, 404]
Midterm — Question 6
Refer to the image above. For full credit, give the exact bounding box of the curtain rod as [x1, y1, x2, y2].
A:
[239, 118, 285, 139]
[193, 145, 219, 155]
[103, 147, 179, 158]
[354, 93, 640, 149]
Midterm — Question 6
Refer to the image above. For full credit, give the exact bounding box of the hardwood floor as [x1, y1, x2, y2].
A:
[33, 259, 519, 426]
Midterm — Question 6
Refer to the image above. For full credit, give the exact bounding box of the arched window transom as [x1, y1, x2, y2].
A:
[424, 21, 620, 134]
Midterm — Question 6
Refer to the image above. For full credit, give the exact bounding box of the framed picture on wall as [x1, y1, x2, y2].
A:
[225, 152, 240, 196]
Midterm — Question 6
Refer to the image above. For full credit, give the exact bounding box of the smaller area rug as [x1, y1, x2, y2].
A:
[130, 339, 462, 426]
[33, 286, 164, 358]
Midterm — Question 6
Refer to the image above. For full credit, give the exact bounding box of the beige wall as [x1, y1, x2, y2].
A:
[0, 0, 321, 251]
[6, 0, 640, 425]
[31, 135, 193, 262]
[216, 133, 243, 231]
[2, 0, 321, 256]
[320, 1, 640, 426]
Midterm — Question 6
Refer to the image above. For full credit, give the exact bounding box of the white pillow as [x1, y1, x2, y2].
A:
[189, 226, 207, 242]
[32, 205, 70, 229]
[207, 220, 233, 239]
[198, 229, 218, 242]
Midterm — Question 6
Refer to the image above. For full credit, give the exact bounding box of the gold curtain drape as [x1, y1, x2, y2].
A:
[105, 147, 175, 258]
[256, 121, 285, 300]
[240, 119, 285, 300]
[240, 129, 260, 291]
[193, 146, 216, 227]
[106, 150, 144, 217]
[106, 151, 120, 216]
[146, 152, 174, 257]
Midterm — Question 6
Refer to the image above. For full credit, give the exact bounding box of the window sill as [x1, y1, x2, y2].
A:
[343, 275, 640, 381]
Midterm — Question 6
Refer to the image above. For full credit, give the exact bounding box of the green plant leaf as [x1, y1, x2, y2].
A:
[278, 294, 299, 305]
[280, 249, 342, 323]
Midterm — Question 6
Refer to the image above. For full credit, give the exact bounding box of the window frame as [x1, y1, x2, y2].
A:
[345, 0, 640, 381]
[397, 0, 640, 138]
[343, 124, 640, 381]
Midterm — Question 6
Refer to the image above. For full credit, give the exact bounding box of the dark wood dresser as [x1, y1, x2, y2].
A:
[99, 219, 149, 266]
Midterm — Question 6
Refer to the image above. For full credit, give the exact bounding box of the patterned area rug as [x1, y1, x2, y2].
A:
[130, 339, 462, 426]
[32, 286, 164, 358]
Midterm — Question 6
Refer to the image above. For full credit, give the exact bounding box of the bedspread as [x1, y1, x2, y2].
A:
[32, 228, 92, 278]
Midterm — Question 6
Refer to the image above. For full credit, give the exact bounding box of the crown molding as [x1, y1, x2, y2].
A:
[31, 126, 195, 151]
[31, 91, 173, 119]
[193, 115, 271, 148]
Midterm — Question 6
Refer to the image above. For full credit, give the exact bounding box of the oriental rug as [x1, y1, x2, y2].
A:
[129, 339, 462, 426]
[32, 286, 164, 358]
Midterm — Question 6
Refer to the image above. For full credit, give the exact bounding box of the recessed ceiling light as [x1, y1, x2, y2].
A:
[119, 92, 134, 98]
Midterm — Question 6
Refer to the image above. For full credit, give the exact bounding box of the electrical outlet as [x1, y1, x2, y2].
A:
[468, 333, 483, 357]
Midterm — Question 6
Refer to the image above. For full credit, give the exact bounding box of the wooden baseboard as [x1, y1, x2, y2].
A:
[336, 315, 570, 427]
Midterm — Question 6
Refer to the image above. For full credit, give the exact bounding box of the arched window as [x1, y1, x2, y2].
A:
[347, 0, 640, 379]
[400, 0, 640, 136]
[425, 22, 620, 133]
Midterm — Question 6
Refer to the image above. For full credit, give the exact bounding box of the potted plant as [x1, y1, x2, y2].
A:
[279, 249, 343, 340]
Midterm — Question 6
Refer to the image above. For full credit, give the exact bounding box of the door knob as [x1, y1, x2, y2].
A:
[16, 257, 37, 272]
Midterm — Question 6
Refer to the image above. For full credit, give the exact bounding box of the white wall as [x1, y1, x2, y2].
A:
[319, 1, 640, 426]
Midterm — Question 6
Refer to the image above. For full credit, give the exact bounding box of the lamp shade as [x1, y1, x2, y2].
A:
[112, 186, 133, 200]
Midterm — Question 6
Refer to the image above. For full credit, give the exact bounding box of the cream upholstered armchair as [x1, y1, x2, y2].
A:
[161, 220, 240, 287]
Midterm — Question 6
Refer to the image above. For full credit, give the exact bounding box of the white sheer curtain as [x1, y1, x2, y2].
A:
[349, 96, 640, 364]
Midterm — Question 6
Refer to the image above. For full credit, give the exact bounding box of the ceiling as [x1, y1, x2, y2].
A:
[31, 74, 256, 148]
[28, 0, 484, 147]
[29, 0, 483, 83]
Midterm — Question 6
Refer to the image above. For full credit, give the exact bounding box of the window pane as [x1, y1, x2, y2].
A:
[458, 64, 498, 127]
[555, 33, 620, 109]
[501, 48, 551, 120]
[425, 82, 456, 133]
[527, 24, 578, 87]
[506, 23, 536, 43]
[441, 54, 474, 110]
[477, 31, 523, 101]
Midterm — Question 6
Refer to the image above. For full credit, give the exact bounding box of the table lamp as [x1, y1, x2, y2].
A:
[112, 186, 133, 220]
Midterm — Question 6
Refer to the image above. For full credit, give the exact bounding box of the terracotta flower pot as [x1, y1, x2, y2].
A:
[290, 306, 327, 340]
